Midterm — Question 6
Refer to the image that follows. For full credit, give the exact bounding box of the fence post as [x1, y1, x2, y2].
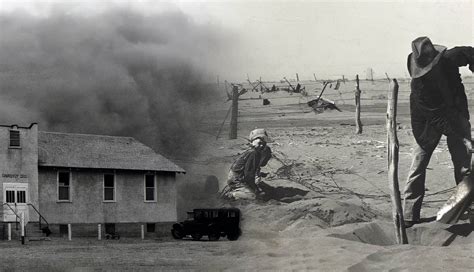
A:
[141, 225, 145, 240]
[387, 78, 408, 244]
[98, 224, 102, 240]
[68, 224, 72, 241]
[8, 223, 11, 241]
[355, 75, 363, 134]
[229, 85, 239, 139]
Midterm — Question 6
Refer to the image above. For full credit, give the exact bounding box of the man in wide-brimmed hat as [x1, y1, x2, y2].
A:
[404, 37, 474, 227]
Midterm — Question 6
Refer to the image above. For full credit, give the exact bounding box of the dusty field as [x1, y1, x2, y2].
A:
[177, 77, 474, 270]
[2, 78, 474, 271]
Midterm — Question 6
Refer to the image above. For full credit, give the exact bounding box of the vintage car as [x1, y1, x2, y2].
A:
[171, 208, 241, 241]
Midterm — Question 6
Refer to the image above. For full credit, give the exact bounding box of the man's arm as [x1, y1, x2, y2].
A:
[243, 151, 259, 191]
[444, 46, 474, 70]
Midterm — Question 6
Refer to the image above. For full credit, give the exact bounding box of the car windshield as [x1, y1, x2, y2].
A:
[186, 212, 194, 220]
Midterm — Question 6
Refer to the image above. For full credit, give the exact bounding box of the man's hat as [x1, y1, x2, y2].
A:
[407, 37, 447, 78]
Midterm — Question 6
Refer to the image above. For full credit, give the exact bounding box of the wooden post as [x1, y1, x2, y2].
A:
[342, 75, 346, 83]
[20, 213, 25, 244]
[98, 224, 102, 240]
[229, 85, 238, 139]
[355, 75, 363, 134]
[141, 224, 145, 240]
[385, 72, 390, 82]
[387, 78, 408, 244]
[296, 73, 299, 82]
[68, 224, 72, 241]
[8, 223, 11, 241]
[313, 73, 317, 81]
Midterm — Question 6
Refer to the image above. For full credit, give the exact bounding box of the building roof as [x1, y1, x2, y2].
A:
[38, 131, 185, 173]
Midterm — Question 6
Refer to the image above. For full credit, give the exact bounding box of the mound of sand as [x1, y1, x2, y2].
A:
[232, 195, 378, 237]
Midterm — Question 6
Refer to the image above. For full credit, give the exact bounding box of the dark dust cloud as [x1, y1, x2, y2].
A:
[0, 8, 228, 157]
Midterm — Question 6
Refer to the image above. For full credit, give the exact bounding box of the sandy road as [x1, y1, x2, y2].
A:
[0, 237, 243, 271]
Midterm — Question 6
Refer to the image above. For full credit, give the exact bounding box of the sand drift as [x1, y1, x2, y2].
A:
[330, 221, 474, 246]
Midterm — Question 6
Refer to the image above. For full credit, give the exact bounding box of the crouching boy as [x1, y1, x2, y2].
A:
[222, 128, 272, 200]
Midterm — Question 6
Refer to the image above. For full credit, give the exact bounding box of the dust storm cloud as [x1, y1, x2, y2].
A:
[0, 7, 228, 157]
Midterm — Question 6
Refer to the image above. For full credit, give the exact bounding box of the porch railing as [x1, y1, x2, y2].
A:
[1, 202, 20, 230]
[27, 203, 49, 231]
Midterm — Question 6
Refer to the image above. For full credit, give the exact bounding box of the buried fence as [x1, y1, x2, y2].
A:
[213, 75, 474, 141]
[214, 75, 417, 139]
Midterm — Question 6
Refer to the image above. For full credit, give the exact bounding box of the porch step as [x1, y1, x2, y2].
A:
[26, 222, 50, 239]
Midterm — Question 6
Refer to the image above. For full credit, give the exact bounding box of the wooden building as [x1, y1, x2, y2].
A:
[0, 123, 184, 239]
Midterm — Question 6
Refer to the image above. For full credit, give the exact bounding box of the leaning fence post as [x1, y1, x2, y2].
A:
[387, 78, 408, 244]
[355, 75, 363, 134]
[229, 85, 239, 139]
[68, 224, 72, 241]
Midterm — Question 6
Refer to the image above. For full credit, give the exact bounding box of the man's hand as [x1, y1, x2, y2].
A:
[463, 138, 473, 153]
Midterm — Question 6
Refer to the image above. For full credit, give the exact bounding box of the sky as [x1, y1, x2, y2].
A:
[1, 0, 473, 82]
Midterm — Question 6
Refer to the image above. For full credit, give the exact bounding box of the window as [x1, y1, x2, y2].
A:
[146, 223, 156, 233]
[144, 174, 156, 202]
[9, 130, 20, 148]
[16, 191, 26, 203]
[104, 174, 115, 201]
[58, 172, 70, 201]
[5, 190, 15, 203]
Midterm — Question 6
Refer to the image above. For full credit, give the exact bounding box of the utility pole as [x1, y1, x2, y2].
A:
[229, 85, 239, 139]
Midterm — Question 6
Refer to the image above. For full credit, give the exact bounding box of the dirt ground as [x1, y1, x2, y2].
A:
[2, 78, 474, 271]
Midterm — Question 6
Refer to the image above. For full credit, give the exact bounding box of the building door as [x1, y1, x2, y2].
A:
[3, 183, 29, 223]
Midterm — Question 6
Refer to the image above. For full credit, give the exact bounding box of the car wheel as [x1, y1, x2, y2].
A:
[171, 229, 184, 239]
[191, 233, 202, 241]
[208, 232, 220, 241]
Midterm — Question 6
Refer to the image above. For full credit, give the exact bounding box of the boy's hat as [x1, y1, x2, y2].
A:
[249, 128, 269, 142]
